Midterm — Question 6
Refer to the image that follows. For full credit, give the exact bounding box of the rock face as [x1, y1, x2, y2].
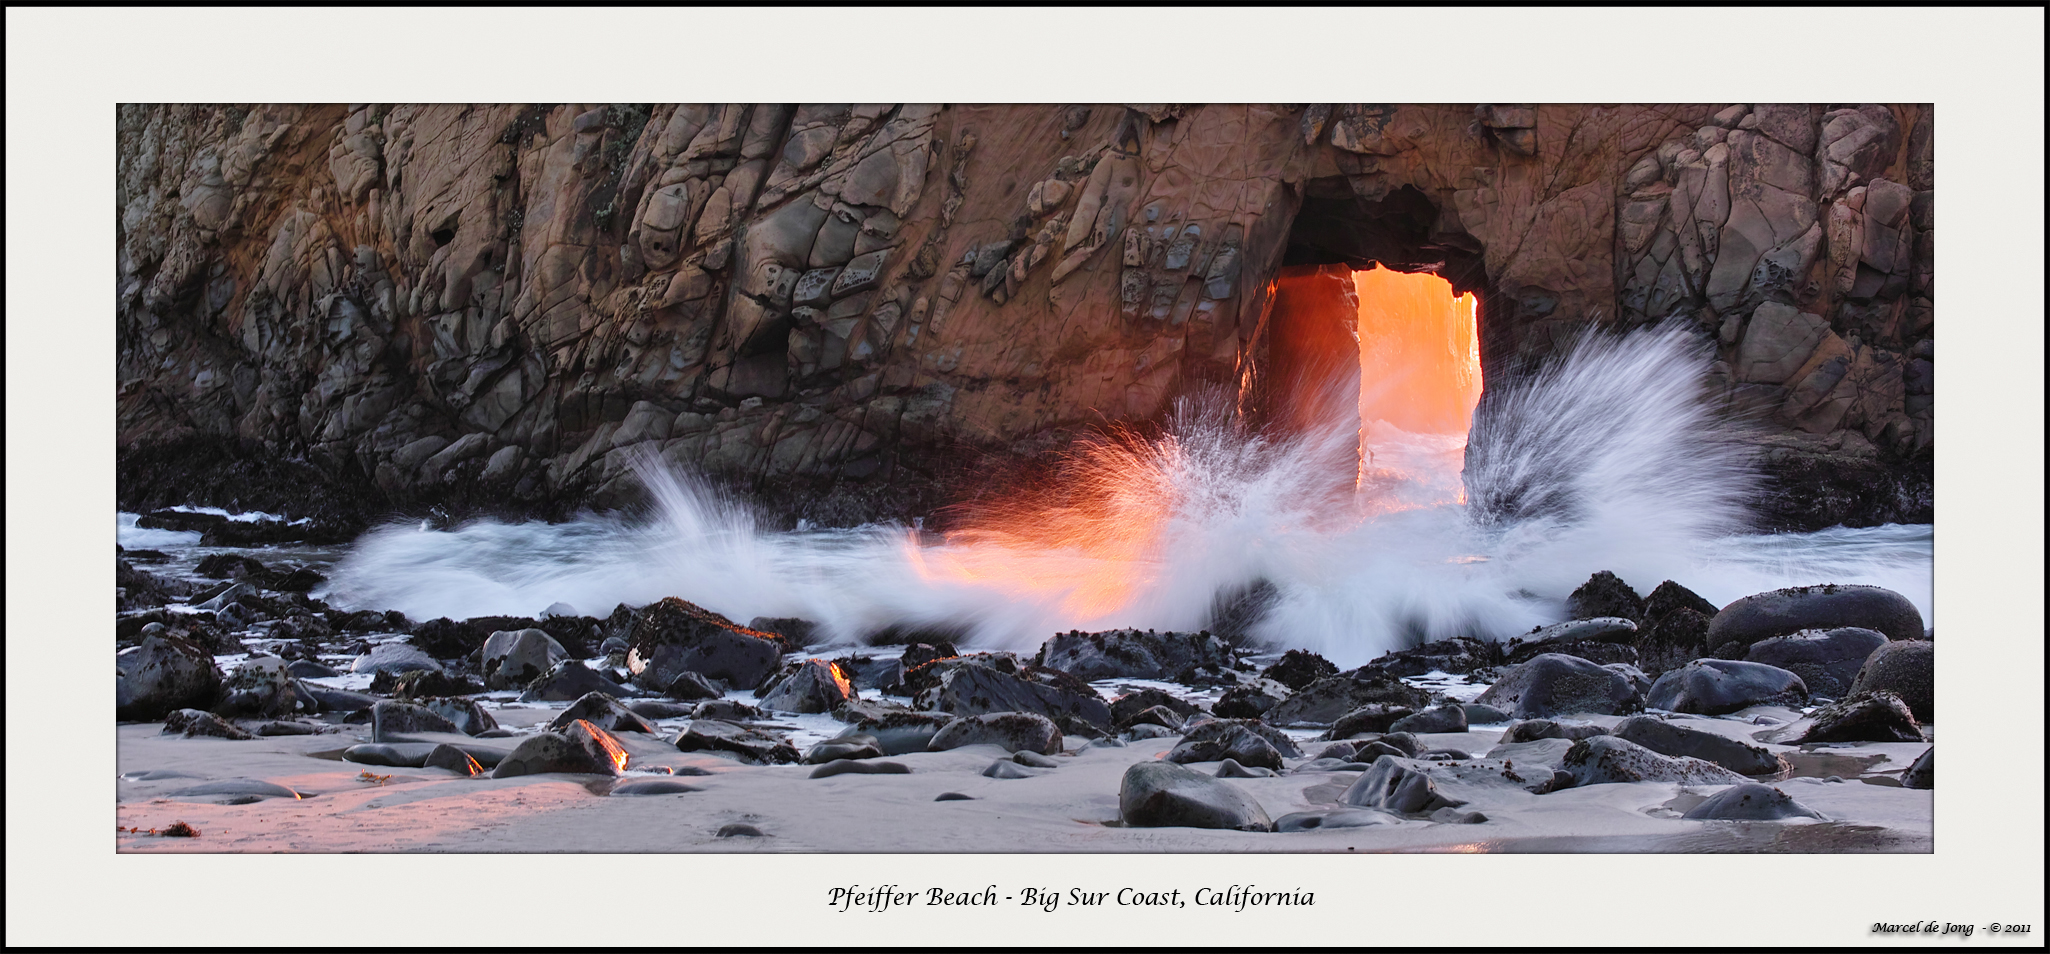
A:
[1119, 761, 1273, 832]
[116, 103, 1931, 533]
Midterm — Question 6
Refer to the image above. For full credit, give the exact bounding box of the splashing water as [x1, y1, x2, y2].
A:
[323, 321, 1932, 667]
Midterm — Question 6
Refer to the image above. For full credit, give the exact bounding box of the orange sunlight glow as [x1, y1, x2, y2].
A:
[1353, 266, 1482, 512]
[905, 264, 1484, 623]
[575, 718, 630, 772]
[906, 424, 1177, 619]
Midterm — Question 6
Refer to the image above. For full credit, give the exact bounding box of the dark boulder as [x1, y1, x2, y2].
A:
[1125, 705, 1187, 732]
[1611, 715, 1781, 775]
[547, 692, 658, 734]
[1900, 747, 1932, 789]
[1636, 581, 1717, 677]
[833, 701, 952, 755]
[407, 617, 478, 660]
[1646, 660, 1807, 715]
[1567, 570, 1645, 623]
[1744, 627, 1888, 699]
[633, 632, 781, 697]
[116, 634, 223, 721]
[1348, 740, 1408, 765]
[747, 616, 820, 647]
[1118, 761, 1273, 832]
[1265, 672, 1433, 726]
[1472, 653, 1644, 719]
[416, 696, 500, 735]
[927, 711, 1063, 755]
[1389, 704, 1468, 735]
[1847, 640, 1933, 722]
[296, 682, 376, 714]
[343, 742, 437, 767]
[1326, 704, 1417, 739]
[626, 699, 698, 721]
[899, 641, 959, 674]
[804, 734, 885, 764]
[671, 719, 799, 764]
[1217, 758, 1277, 779]
[662, 670, 725, 701]
[214, 656, 303, 718]
[1644, 580, 1718, 623]
[1705, 584, 1925, 657]
[693, 699, 764, 721]
[1505, 618, 1640, 666]
[195, 553, 268, 580]
[831, 654, 905, 693]
[758, 659, 854, 714]
[370, 700, 460, 741]
[1109, 688, 1201, 728]
[1036, 628, 1235, 680]
[270, 567, 327, 593]
[915, 659, 1111, 727]
[350, 643, 443, 676]
[1499, 718, 1610, 743]
[1355, 636, 1503, 679]
[424, 744, 484, 776]
[161, 708, 252, 739]
[519, 660, 629, 703]
[1682, 782, 1825, 820]
[1461, 703, 1513, 724]
[627, 596, 790, 691]
[1259, 649, 1338, 691]
[492, 720, 631, 777]
[1637, 607, 1711, 678]
[1167, 718, 1301, 767]
[1558, 736, 1746, 787]
[390, 669, 486, 699]
[1796, 691, 1923, 744]
[481, 628, 565, 689]
[1210, 679, 1293, 719]
[1013, 750, 1061, 768]
[982, 760, 1042, 779]
[1167, 725, 1283, 771]
[1341, 756, 1550, 813]
[813, 759, 912, 779]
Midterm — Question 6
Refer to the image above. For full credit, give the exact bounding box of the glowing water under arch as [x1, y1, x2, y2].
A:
[1351, 265, 1483, 511]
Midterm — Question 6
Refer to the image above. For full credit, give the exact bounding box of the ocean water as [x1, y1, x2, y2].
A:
[129, 323, 1935, 669]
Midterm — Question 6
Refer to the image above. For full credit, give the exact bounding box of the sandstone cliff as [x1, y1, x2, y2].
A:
[115, 103, 1932, 530]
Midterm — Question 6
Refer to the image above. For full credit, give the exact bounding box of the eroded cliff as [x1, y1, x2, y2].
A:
[115, 103, 1933, 530]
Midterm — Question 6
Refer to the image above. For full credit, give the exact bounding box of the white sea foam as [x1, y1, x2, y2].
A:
[116, 512, 202, 549]
[321, 322, 1934, 667]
